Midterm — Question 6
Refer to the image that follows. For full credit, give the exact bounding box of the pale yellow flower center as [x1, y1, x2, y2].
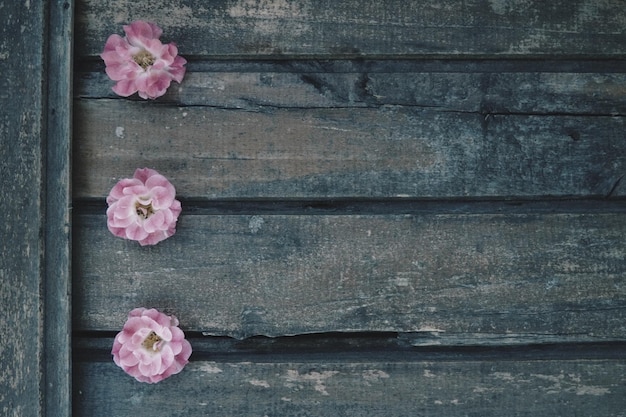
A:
[133, 50, 156, 70]
[142, 331, 163, 352]
[135, 201, 155, 219]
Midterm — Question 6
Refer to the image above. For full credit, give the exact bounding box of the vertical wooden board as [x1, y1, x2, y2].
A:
[0, 1, 73, 416]
[45, 1, 74, 416]
[74, 359, 626, 417]
[0, 1, 45, 416]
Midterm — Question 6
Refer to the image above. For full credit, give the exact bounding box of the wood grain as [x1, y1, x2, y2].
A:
[73, 99, 626, 199]
[0, 1, 46, 416]
[75, 0, 626, 58]
[44, 1, 74, 415]
[76, 71, 626, 116]
[74, 358, 626, 417]
[70, 0, 626, 414]
[74, 212, 626, 342]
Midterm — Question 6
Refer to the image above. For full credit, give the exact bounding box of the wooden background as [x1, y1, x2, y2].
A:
[71, 0, 625, 415]
[1, 1, 72, 416]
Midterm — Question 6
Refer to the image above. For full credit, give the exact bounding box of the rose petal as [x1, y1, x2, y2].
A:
[139, 231, 169, 246]
[124, 21, 163, 48]
[112, 79, 139, 97]
[107, 178, 143, 203]
[159, 344, 175, 371]
[135, 70, 172, 100]
[133, 168, 160, 183]
[138, 354, 161, 376]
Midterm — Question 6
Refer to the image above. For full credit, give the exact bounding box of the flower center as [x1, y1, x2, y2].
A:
[135, 201, 155, 219]
[142, 331, 163, 352]
[133, 50, 156, 70]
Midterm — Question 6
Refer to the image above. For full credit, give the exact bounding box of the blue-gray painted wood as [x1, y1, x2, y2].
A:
[0, 1, 47, 415]
[71, 0, 626, 415]
[45, 1, 74, 416]
[73, 101, 626, 199]
[0, 1, 73, 416]
[75, 0, 626, 58]
[74, 212, 626, 341]
[74, 358, 626, 417]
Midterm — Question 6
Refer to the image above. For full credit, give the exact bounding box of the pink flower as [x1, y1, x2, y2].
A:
[106, 168, 182, 246]
[112, 308, 192, 383]
[100, 21, 187, 99]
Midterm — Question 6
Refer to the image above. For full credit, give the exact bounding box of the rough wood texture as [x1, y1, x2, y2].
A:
[76, 70, 626, 115]
[74, 358, 626, 417]
[45, 1, 74, 415]
[75, 0, 626, 58]
[0, 1, 46, 416]
[72, 0, 626, 415]
[0, 1, 73, 416]
[74, 212, 626, 341]
[73, 100, 625, 199]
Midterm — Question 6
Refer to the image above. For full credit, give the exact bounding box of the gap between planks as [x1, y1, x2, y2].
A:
[74, 333, 626, 362]
[73, 197, 626, 216]
[75, 58, 626, 74]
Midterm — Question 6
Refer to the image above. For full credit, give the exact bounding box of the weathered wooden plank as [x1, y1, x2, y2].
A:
[0, 0, 74, 415]
[44, 1, 74, 416]
[76, 71, 626, 115]
[73, 100, 626, 199]
[74, 212, 626, 342]
[75, 0, 626, 58]
[0, 0, 73, 415]
[74, 357, 626, 417]
[0, 0, 47, 415]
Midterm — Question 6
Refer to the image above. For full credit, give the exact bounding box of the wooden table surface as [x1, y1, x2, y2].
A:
[2, 0, 625, 416]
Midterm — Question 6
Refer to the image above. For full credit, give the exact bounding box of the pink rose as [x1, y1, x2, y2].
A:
[100, 20, 187, 99]
[112, 308, 192, 383]
[106, 168, 181, 246]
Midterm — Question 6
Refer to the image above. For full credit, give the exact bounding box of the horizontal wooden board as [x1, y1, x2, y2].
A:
[74, 212, 626, 342]
[77, 71, 626, 115]
[73, 100, 626, 199]
[74, 358, 626, 417]
[75, 0, 626, 58]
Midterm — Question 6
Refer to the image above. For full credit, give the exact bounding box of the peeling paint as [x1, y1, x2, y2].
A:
[129, 393, 143, 405]
[531, 373, 611, 396]
[493, 372, 515, 382]
[249, 379, 270, 388]
[488, 0, 533, 15]
[284, 370, 339, 396]
[248, 215, 265, 233]
[193, 363, 223, 374]
[423, 369, 436, 378]
[227, 0, 310, 19]
[417, 326, 446, 333]
[362, 369, 390, 383]
[576, 386, 611, 396]
[393, 275, 410, 286]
